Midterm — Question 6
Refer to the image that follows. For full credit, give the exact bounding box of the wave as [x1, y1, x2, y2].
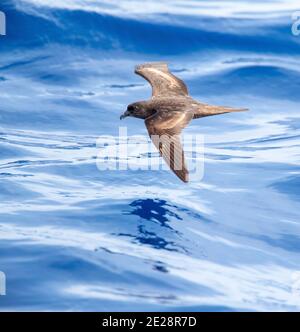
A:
[12, 0, 300, 20]
[1, 0, 300, 312]
[1, 1, 298, 56]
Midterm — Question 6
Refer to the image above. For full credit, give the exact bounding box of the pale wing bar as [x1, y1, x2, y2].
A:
[135, 62, 188, 98]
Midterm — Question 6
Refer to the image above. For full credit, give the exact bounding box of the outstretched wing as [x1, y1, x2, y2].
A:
[135, 62, 188, 98]
[145, 110, 193, 182]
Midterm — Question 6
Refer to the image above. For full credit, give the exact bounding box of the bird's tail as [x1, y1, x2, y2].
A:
[194, 104, 248, 119]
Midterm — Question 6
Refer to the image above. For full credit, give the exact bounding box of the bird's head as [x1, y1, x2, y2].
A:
[120, 102, 149, 120]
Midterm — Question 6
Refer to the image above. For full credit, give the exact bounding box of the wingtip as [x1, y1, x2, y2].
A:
[178, 171, 189, 183]
[135, 62, 169, 73]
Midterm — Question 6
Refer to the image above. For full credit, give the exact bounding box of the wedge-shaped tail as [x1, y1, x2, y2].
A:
[193, 104, 248, 119]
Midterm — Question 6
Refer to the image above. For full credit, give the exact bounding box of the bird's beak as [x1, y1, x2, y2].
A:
[120, 110, 130, 120]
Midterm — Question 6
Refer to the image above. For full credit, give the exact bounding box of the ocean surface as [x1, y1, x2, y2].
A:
[0, 0, 300, 311]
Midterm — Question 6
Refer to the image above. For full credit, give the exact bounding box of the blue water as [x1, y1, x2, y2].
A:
[0, 0, 300, 311]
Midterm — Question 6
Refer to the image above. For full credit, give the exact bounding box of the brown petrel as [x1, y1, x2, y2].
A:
[120, 62, 247, 183]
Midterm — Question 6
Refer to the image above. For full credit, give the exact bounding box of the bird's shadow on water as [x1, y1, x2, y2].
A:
[115, 199, 188, 256]
[129, 199, 182, 228]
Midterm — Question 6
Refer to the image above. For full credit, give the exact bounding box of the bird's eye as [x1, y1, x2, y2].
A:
[128, 105, 134, 111]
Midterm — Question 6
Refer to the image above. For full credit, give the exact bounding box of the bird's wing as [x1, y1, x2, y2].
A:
[145, 110, 193, 182]
[135, 62, 189, 98]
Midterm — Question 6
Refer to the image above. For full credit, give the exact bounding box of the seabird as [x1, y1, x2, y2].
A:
[120, 62, 247, 183]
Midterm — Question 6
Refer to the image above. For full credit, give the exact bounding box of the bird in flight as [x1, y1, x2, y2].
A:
[120, 62, 247, 183]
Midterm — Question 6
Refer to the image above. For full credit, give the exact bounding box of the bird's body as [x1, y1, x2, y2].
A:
[120, 62, 247, 183]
